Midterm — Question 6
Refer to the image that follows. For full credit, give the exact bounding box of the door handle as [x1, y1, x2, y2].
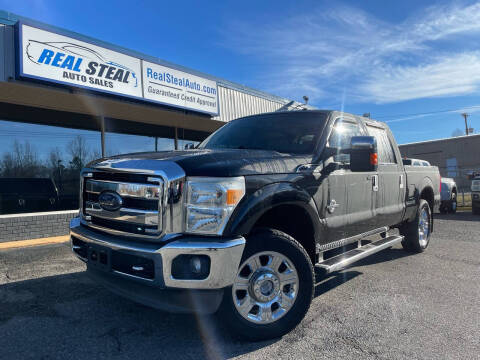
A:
[372, 175, 379, 192]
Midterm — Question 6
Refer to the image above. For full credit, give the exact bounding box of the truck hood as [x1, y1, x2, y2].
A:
[89, 149, 311, 176]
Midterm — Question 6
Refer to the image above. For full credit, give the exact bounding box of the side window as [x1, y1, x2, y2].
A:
[366, 124, 397, 164]
[328, 118, 363, 165]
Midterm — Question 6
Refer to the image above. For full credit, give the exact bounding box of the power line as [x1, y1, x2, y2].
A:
[373, 105, 480, 120]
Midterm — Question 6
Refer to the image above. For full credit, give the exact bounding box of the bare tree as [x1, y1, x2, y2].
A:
[48, 147, 63, 169]
[47, 147, 65, 190]
[0, 140, 44, 177]
[67, 135, 90, 170]
[89, 149, 102, 162]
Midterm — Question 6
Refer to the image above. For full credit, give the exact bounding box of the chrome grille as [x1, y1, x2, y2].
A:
[82, 174, 164, 236]
[85, 180, 161, 200]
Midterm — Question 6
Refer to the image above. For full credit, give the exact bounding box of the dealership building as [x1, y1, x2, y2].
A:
[0, 11, 312, 242]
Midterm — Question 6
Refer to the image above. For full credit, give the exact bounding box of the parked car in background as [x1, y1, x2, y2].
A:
[0, 178, 59, 215]
[472, 178, 480, 215]
[439, 178, 457, 213]
[402, 158, 431, 167]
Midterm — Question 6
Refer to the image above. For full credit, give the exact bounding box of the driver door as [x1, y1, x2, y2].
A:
[325, 117, 376, 239]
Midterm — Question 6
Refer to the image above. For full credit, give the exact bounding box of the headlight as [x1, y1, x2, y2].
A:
[185, 176, 245, 235]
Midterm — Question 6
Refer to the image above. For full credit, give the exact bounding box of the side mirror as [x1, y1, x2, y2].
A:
[350, 136, 378, 172]
[184, 143, 195, 150]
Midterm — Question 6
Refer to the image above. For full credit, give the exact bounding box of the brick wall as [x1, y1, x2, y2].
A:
[0, 210, 78, 242]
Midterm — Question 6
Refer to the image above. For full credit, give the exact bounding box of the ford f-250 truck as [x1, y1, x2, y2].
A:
[70, 110, 440, 340]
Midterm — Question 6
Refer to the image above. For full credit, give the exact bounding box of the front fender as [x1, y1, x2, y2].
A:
[223, 182, 323, 239]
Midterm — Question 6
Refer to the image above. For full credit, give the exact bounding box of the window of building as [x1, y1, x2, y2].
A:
[177, 139, 200, 149]
[0, 119, 101, 214]
[0, 116, 206, 215]
[105, 132, 175, 156]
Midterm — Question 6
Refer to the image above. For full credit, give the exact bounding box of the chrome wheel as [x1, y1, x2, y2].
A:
[232, 251, 299, 324]
[418, 207, 430, 247]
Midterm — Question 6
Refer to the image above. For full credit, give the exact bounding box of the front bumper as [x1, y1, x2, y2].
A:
[69, 218, 245, 312]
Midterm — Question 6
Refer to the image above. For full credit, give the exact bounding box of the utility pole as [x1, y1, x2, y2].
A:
[461, 113, 469, 135]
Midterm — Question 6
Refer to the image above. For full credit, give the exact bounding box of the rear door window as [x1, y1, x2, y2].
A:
[366, 124, 397, 164]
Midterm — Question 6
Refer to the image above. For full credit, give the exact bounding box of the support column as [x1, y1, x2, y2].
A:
[174, 127, 178, 150]
[100, 116, 105, 157]
[155, 137, 158, 151]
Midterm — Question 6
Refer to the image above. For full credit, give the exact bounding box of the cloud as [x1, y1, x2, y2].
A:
[360, 53, 480, 103]
[223, 1, 480, 104]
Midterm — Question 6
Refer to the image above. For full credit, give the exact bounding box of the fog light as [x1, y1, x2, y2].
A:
[191, 256, 202, 273]
[171, 254, 210, 280]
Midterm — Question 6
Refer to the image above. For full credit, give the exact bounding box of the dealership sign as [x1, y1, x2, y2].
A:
[18, 24, 142, 98]
[17, 23, 218, 115]
[143, 61, 218, 115]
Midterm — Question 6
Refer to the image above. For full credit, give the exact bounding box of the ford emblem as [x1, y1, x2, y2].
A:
[98, 191, 123, 211]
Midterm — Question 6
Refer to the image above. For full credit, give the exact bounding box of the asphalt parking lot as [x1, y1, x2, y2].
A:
[1, 211, 479, 360]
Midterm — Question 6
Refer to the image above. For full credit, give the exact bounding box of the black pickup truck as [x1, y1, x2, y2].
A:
[70, 110, 440, 340]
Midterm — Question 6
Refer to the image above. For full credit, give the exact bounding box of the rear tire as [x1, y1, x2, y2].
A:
[218, 228, 314, 341]
[400, 199, 432, 253]
[473, 206, 480, 215]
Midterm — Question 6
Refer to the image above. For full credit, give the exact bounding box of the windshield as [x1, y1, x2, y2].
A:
[198, 112, 327, 154]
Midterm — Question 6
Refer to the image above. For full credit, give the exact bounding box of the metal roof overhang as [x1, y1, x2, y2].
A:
[0, 81, 225, 136]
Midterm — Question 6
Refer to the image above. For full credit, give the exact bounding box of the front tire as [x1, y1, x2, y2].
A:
[219, 228, 314, 341]
[400, 199, 432, 253]
[449, 193, 457, 213]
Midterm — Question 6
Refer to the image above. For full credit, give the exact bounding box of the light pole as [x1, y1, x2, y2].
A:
[461, 113, 469, 135]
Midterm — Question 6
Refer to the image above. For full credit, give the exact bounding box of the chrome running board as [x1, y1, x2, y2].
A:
[316, 235, 403, 274]
[317, 226, 389, 252]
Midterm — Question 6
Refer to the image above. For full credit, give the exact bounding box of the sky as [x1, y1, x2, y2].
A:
[1, 0, 480, 150]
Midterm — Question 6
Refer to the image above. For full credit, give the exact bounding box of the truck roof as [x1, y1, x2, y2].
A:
[244, 109, 387, 126]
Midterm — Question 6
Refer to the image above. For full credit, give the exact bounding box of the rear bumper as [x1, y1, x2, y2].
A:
[69, 218, 245, 312]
